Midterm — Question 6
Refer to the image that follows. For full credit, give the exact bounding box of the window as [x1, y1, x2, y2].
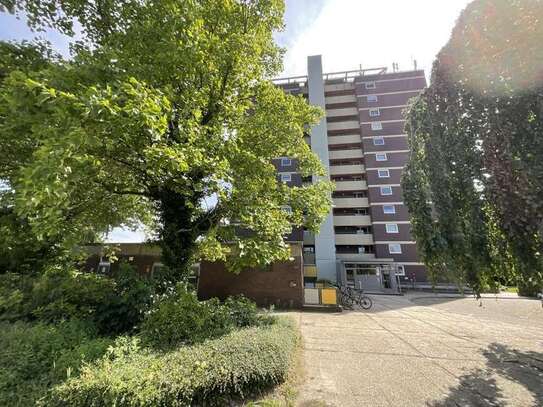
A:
[281, 157, 292, 166]
[303, 246, 315, 253]
[367, 95, 378, 103]
[373, 136, 385, 146]
[365, 81, 376, 89]
[371, 122, 383, 131]
[389, 243, 402, 254]
[375, 153, 388, 161]
[97, 262, 110, 274]
[386, 223, 399, 233]
[151, 262, 164, 276]
[383, 204, 396, 214]
[280, 205, 292, 214]
[380, 186, 393, 195]
[396, 265, 405, 276]
[378, 169, 390, 178]
[280, 173, 292, 182]
[369, 108, 380, 117]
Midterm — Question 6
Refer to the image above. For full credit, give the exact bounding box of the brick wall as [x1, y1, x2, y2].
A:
[198, 252, 304, 308]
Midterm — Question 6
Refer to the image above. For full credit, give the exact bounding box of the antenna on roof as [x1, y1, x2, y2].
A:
[413, 59, 418, 70]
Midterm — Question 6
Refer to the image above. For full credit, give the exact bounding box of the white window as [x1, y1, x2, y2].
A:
[280, 173, 292, 182]
[383, 205, 396, 214]
[369, 108, 380, 117]
[281, 157, 292, 166]
[151, 262, 164, 276]
[371, 122, 383, 131]
[97, 262, 110, 274]
[365, 81, 376, 89]
[388, 243, 402, 254]
[375, 153, 388, 161]
[367, 95, 378, 103]
[386, 223, 399, 233]
[396, 265, 405, 276]
[378, 169, 390, 178]
[373, 136, 385, 146]
[380, 186, 393, 195]
[280, 205, 292, 214]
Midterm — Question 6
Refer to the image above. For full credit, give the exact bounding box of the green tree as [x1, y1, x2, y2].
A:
[0, 0, 332, 278]
[404, 0, 543, 295]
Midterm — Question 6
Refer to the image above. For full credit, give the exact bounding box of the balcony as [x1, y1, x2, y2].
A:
[327, 134, 361, 145]
[304, 265, 317, 277]
[329, 149, 363, 160]
[327, 121, 360, 132]
[333, 197, 369, 208]
[335, 234, 374, 245]
[326, 107, 358, 118]
[303, 253, 316, 265]
[330, 164, 365, 176]
[335, 253, 376, 261]
[325, 95, 356, 105]
[333, 215, 372, 226]
[334, 180, 367, 191]
[303, 231, 315, 245]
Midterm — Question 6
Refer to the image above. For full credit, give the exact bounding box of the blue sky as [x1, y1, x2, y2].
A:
[1, 0, 471, 242]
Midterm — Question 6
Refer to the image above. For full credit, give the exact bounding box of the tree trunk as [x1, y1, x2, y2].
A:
[155, 190, 200, 282]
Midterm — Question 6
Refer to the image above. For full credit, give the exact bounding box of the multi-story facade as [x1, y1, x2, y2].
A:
[275, 55, 427, 292]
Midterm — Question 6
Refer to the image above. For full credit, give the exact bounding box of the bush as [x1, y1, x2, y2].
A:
[140, 286, 272, 347]
[95, 261, 154, 335]
[0, 319, 112, 406]
[0, 263, 154, 335]
[50, 318, 298, 406]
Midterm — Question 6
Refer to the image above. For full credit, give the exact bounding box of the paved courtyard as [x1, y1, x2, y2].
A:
[295, 294, 543, 406]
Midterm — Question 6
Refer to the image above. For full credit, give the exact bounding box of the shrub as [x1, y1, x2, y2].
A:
[224, 295, 274, 327]
[141, 286, 273, 348]
[140, 286, 232, 347]
[0, 320, 112, 406]
[29, 265, 116, 323]
[50, 318, 298, 406]
[0, 263, 154, 335]
[95, 261, 154, 335]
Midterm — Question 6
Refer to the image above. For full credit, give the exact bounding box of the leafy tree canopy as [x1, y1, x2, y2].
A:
[0, 0, 332, 277]
[404, 0, 543, 295]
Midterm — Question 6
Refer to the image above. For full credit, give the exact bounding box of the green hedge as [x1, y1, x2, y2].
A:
[50, 318, 298, 406]
[0, 320, 112, 406]
[140, 286, 274, 348]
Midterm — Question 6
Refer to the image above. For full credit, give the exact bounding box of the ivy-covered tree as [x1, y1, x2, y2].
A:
[404, 0, 543, 295]
[0, 0, 332, 278]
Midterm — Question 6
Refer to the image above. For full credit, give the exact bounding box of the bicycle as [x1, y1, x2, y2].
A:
[337, 285, 373, 310]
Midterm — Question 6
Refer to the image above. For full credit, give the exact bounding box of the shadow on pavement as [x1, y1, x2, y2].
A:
[429, 343, 543, 406]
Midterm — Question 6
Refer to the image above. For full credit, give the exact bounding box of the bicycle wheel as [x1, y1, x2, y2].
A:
[341, 293, 354, 309]
[359, 296, 372, 310]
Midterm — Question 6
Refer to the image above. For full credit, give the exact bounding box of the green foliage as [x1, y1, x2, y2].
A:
[0, 263, 154, 334]
[95, 261, 154, 335]
[404, 0, 543, 295]
[0, 319, 112, 406]
[0, 0, 332, 279]
[49, 318, 298, 406]
[141, 285, 272, 348]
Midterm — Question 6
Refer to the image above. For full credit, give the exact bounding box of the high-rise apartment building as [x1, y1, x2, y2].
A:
[274, 55, 427, 292]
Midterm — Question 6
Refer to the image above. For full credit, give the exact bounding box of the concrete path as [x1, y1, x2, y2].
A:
[295, 294, 543, 407]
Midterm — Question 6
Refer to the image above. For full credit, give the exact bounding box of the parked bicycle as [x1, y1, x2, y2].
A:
[336, 285, 372, 310]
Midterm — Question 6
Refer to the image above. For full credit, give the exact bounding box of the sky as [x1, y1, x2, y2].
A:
[0, 0, 471, 242]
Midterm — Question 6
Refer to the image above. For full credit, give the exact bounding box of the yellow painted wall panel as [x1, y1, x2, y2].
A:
[321, 288, 337, 305]
[304, 265, 317, 277]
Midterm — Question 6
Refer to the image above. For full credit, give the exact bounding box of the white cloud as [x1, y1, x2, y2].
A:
[280, 0, 472, 78]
